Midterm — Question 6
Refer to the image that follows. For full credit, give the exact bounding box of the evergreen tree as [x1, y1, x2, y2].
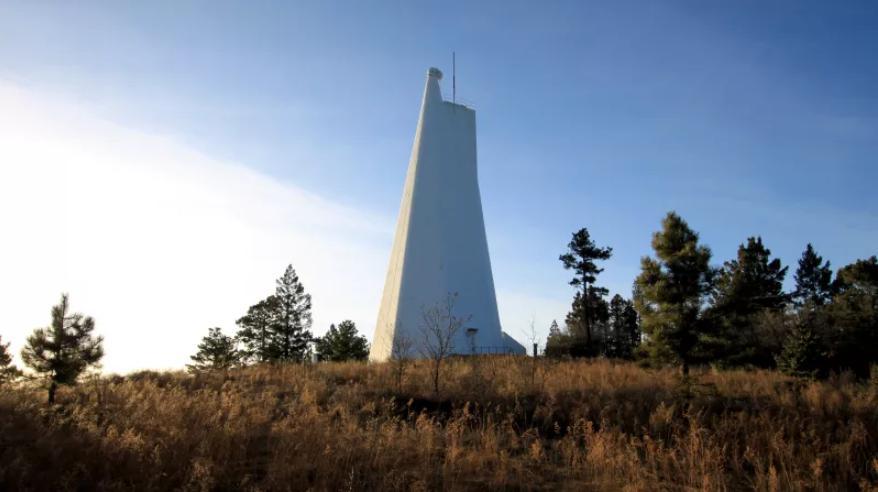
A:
[634, 212, 714, 375]
[707, 237, 788, 367]
[835, 256, 878, 297]
[21, 294, 104, 403]
[564, 288, 609, 356]
[559, 228, 612, 352]
[776, 318, 823, 379]
[544, 320, 572, 358]
[793, 244, 833, 307]
[314, 320, 369, 362]
[236, 295, 279, 363]
[607, 294, 640, 359]
[271, 265, 313, 361]
[825, 256, 878, 377]
[0, 335, 21, 385]
[188, 327, 240, 373]
[548, 320, 561, 338]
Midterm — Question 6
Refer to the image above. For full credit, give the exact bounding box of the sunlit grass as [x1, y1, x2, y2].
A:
[1, 358, 877, 490]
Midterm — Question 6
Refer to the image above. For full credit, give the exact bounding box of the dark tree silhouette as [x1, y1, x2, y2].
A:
[188, 327, 240, 373]
[315, 320, 369, 362]
[607, 294, 640, 359]
[825, 256, 878, 376]
[793, 244, 833, 307]
[0, 335, 20, 385]
[559, 228, 612, 351]
[708, 237, 788, 367]
[21, 294, 104, 403]
[271, 265, 313, 361]
[236, 295, 279, 363]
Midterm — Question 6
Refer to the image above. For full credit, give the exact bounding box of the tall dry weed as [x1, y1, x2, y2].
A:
[0, 358, 876, 490]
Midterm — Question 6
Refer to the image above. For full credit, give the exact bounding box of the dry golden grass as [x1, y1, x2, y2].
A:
[1, 358, 877, 491]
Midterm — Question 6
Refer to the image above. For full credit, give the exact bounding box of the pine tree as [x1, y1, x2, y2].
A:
[0, 335, 21, 385]
[793, 244, 833, 307]
[315, 320, 369, 362]
[188, 327, 240, 373]
[634, 212, 713, 375]
[559, 228, 612, 351]
[564, 288, 609, 357]
[835, 256, 878, 297]
[21, 294, 104, 403]
[271, 265, 313, 361]
[607, 294, 640, 359]
[826, 256, 878, 376]
[548, 320, 561, 338]
[776, 320, 823, 379]
[708, 237, 788, 367]
[236, 295, 279, 363]
[544, 320, 572, 358]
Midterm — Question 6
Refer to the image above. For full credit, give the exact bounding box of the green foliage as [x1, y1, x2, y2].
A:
[706, 237, 788, 367]
[235, 264, 313, 363]
[634, 212, 713, 374]
[823, 256, 878, 377]
[188, 327, 240, 373]
[559, 228, 612, 351]
[21, 294, 104, 403]
[235, 296, 279, 363]
[793, 244, 833, 307]
[776, 315, 823, 379]
[544, 323, 571, 358]
[834, 255, 878, 296]
[606, 294, 640, 359]
[559, 228, 613, 288]
[544, 320, 572, 358]
[0, 335, 20, 385]
[563, 288, 610, 357]
[315, 320, 369, 362]
[271, 265, 313, 361]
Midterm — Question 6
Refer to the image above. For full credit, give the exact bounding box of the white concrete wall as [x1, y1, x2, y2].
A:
[370, 68, 525, 361]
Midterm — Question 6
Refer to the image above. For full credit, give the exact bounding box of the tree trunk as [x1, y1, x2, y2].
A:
[680, 361, 690, 377]
[583, 284, 591, 346]
[432, 358, 441, 395]
[47, 380, 57, 404]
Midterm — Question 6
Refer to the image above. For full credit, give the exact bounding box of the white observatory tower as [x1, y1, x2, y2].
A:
[370, 67, 525, 361]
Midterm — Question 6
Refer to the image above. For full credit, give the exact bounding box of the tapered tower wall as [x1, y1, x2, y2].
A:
[370, 68, 525, 361]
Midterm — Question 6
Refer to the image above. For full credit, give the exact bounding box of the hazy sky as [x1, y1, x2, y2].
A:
[1, 1, 876, 373]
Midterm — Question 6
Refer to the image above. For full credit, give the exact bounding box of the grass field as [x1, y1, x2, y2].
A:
[2, 357, 877, 491]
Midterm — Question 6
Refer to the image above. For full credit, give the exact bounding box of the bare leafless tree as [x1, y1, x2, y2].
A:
[420, 293, 470, 396]
[390, 333, 413, 393]
[521, 317, 540, 387]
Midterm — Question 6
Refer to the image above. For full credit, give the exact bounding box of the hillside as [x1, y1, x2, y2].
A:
[2, 358, 877, 491]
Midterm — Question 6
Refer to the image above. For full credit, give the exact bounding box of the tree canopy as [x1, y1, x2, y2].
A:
[0, 335, 20, 385]
[559, 228, 612, 351]
[315, 320, 369, 362]
[234, 264, 314, 364]
[272, 265, 313, 361]
[188, 327, 240, 373]
[793, 244, 833, 307]
[707, 236, 788, 367]
[21, 294, 104, 402]
[635, 212, 713, 375]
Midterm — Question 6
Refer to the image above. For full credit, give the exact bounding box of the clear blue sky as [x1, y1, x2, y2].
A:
[2, 1, 876, 342]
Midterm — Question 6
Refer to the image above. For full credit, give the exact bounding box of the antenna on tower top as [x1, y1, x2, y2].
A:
[452, 51, 456, 104]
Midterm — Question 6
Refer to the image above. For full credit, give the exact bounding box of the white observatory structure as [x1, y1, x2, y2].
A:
[370, 67, 526, 361]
